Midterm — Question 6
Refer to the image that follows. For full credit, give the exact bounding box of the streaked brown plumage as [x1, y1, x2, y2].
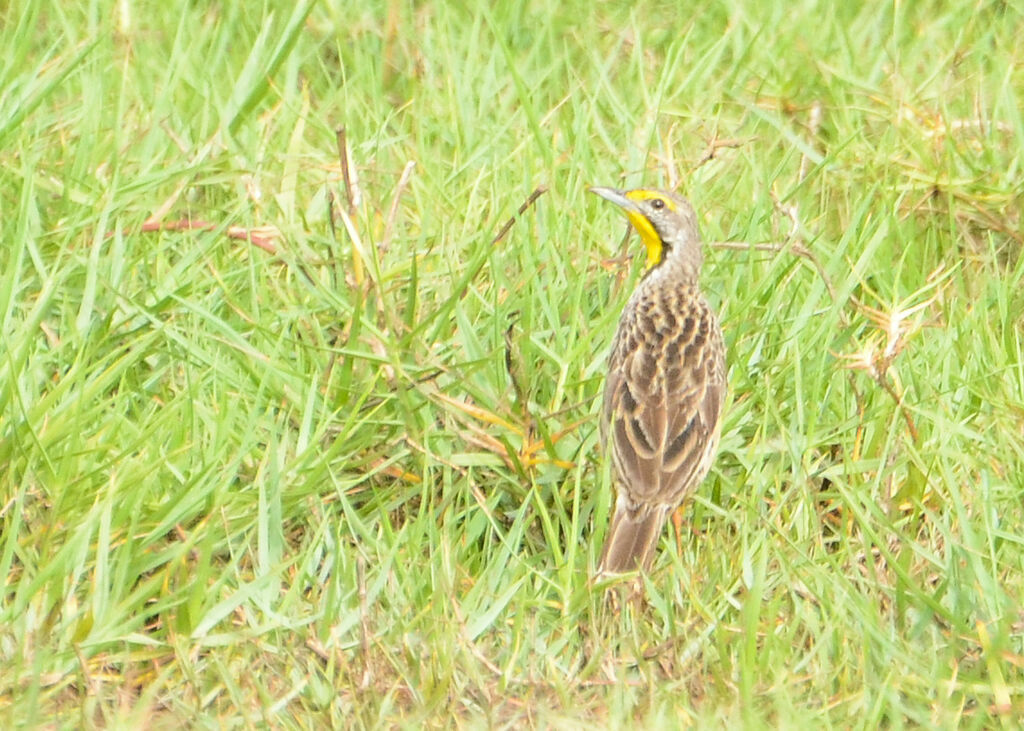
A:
[590, 186, 726, 576]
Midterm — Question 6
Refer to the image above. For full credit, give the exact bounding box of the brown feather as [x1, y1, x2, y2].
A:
[598, 501, 671, 574]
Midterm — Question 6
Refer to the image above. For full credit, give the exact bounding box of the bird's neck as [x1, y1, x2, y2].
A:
[644, 241, 702, 285]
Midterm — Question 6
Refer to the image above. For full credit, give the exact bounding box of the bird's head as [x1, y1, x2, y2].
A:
[589, 186, 701, 272]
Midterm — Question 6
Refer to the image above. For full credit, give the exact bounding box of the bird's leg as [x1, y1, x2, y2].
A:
[672, 506, 686, 556]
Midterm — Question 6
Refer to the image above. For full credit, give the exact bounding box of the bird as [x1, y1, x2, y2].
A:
[589, 185, 726, 576]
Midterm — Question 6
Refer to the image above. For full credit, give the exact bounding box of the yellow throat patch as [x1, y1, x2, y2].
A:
[624, 190, 676, 268]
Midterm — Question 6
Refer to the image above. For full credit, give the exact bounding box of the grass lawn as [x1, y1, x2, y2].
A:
[2, 0, 1024, 726]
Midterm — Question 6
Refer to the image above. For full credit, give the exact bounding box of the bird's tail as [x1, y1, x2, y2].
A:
[597, 502, 670, 576]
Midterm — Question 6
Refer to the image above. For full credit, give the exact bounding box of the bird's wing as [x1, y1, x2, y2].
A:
[606, 303, 724, 508]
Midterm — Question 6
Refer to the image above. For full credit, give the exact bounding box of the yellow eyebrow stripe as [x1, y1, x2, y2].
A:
[625, 189, 678, 211]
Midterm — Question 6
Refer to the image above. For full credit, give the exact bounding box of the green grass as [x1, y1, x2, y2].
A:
[2, 0, 1024, 726]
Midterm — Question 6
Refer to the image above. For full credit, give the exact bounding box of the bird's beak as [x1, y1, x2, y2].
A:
[588, 186, 641, 212]
[588, 186, 663, 269]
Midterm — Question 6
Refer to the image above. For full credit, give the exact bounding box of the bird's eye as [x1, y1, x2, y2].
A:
[651, 198, 665, 210]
